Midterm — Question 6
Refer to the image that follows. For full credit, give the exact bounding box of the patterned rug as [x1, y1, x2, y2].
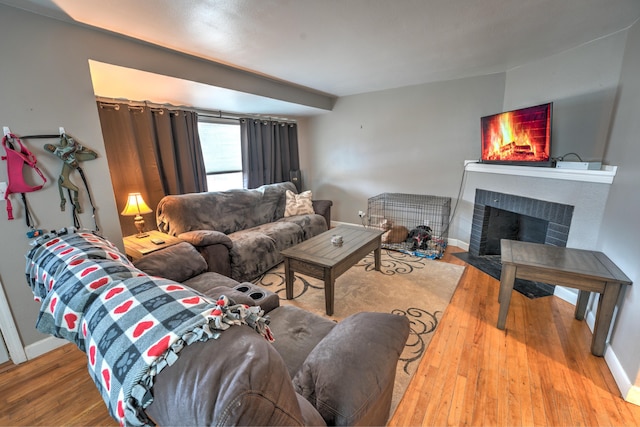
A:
[252, 249, 466, 416]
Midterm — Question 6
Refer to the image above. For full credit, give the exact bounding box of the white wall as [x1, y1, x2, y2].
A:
[299, 73, 506, 227]
[504, 30, 627, 163]
[597, 19, 640, 397]
[0, 6, 123, 348]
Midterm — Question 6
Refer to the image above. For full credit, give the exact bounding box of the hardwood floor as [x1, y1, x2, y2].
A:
[0, 344, 114, 426]
[389, 246, 640, 426]
[1, 246, 639, 426]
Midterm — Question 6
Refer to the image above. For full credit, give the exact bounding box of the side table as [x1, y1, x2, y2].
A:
[123, 230, 182, 261]
[497, 239, 632, 356]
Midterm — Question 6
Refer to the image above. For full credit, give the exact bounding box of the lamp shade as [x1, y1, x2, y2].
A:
[121, 193, 153, 216]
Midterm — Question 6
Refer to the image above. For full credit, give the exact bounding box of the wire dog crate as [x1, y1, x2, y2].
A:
[366, 193, 451, 259]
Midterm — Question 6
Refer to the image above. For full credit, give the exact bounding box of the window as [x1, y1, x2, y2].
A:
[198, 120, 243, 191]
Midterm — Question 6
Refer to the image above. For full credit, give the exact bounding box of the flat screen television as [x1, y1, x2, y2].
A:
[480, 102, 552, 166]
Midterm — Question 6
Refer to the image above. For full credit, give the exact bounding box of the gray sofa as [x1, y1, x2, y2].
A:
[156, 182, 332, 282]
[133, 241, 411, 426]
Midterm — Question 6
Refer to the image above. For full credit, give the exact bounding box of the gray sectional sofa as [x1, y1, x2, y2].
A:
[26, 229, 410, 427]
[132, 240, 411, 426]
[156, 182, 332, 282]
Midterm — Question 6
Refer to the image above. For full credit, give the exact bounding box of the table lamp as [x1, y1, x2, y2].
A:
[121, 192, 153, 238]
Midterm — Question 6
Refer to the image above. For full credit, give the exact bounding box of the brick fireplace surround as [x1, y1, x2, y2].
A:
[469, 189, 573, 256]
[458, 162, 616, 249]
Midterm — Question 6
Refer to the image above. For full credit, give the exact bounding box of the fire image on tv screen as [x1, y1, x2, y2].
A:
[480, 102, 552, 166]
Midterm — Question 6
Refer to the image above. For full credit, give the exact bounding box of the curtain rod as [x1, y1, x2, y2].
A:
[95, 96, 297, 124]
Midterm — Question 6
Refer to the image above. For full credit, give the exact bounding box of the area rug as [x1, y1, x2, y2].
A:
[453, 252, 555, 298]
[252, 249, 466, 416]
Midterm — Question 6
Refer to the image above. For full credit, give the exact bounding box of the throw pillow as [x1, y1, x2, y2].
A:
[284, 190, 314, 217]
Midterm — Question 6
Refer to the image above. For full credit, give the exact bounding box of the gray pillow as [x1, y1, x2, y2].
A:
[293, 312, 410, 426]
[134, 242, 207, 283]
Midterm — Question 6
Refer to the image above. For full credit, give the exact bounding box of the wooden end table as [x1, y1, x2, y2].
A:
[280, 224, 384, 315]
[497, 239, 632, 356]
[123, 230, 182, 261]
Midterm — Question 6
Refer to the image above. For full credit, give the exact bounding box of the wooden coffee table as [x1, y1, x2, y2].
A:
[497, 239, 632, 356]
[280, 225, 384, 315]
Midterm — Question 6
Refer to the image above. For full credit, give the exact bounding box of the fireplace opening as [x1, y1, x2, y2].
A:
[484, 207, 549, 255]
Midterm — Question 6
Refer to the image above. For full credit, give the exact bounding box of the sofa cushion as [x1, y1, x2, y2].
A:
[285, 190, 314, 217]
[293, 312, 410, 426]
[229, 230, 283, 282]
[278, 214, 328, 240]
[251, 221, 305, 251]
[133, 242, 207, 282]
[267, 306, 337, 379]
[146, 325, 308, 426]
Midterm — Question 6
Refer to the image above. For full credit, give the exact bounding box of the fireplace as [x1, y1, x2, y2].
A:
[454, 162, 615, 300]
[458, 189, 575, 298]
[469, 189, 574, 256]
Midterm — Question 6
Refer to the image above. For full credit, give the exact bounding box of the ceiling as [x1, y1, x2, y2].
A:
[3, 0, 640, 116]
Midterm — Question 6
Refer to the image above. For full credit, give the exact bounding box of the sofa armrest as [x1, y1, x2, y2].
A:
[293, 312, 410, 426]
[178, 230, 233, 248]
[177, 231, 233, 278]
[133, 242, 208, 282]
[312, 200, 332, 228]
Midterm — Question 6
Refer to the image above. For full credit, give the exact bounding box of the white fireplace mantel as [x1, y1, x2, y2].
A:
[464, 161, 617, 184]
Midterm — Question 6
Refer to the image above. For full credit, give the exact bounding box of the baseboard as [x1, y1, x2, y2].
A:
[447, 238, 468, 251]
[331, 220, 359, 227]
[553, 286, 579, 306]
[24, 336, 67, 360]
[625, 385, 640, 407]
[605, 344, 640, 407]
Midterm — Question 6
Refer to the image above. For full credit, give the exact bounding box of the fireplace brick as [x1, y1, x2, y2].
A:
[469, 189, 573, 256]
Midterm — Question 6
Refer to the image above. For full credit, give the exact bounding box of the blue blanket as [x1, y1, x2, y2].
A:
[25, 229, 273, 426]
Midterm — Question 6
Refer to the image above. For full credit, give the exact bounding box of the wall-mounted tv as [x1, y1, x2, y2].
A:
[480, 102, 552, 166]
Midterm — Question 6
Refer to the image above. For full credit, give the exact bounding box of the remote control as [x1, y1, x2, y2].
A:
[150, 238, 165, 245]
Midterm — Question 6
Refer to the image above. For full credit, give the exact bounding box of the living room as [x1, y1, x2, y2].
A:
[1, 0, 640, 424]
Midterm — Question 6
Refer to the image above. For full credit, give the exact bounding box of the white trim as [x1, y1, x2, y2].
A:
[464, 161, 617, 184]
[605, 344, 640, 406]
[24, 336, 67, 360]
[625, 385, 640, 407]
[0, 279, 27, 364]
[553, 286, 578, 305]
[447, 238, 468, 251]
